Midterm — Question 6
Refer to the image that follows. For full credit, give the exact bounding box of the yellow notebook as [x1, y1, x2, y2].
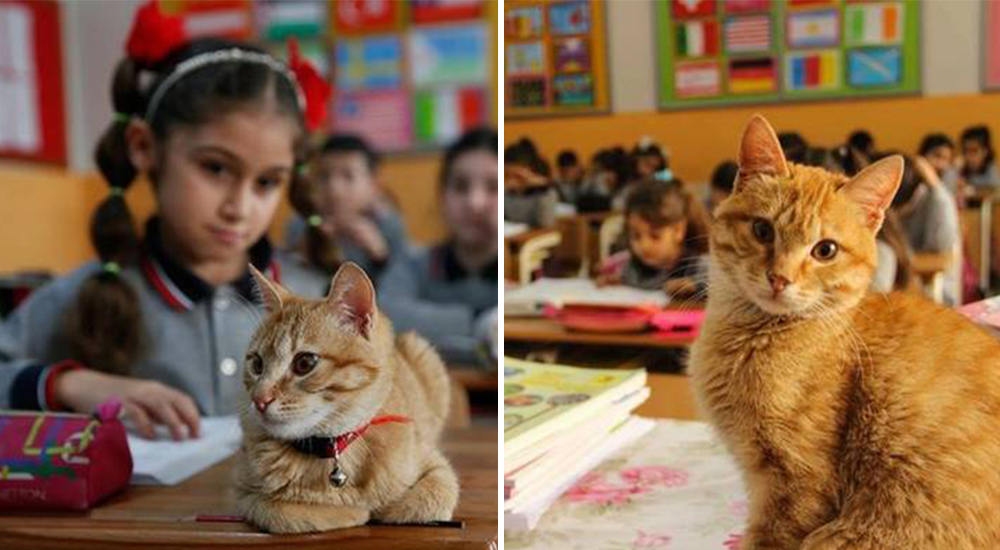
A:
[503, 357, 647, 457]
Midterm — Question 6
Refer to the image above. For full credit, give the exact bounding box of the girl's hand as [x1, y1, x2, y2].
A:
[596, 270, 622, 287]
[663, 278, 698, 297]
[336, 215, 389, 262]
[913, 156, 942, 186]
[54, 369, 201, 441]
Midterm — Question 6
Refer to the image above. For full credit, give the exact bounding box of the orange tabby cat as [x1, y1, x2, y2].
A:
[235, 263, 459, 534]
[689, 115, 1000, 549]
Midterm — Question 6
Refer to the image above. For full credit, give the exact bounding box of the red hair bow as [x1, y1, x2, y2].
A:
[287, 38, 332, 132]
[125, 0, 187, 66]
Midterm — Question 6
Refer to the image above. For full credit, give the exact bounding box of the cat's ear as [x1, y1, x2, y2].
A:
[841, 155, 904, 232]
[327, 262, 376, 339]
[737, 114, 789, 188]
[250, 264, 290, 314]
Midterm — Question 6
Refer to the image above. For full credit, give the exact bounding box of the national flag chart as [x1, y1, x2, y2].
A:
[662, 0, 916, 106]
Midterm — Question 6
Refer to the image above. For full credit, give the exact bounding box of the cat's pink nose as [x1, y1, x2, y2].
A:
[254, 396, 275, 413]
[768, 273, 790, 294]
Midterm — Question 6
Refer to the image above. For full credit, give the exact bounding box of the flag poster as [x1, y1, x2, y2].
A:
[657, 0, 919, 107]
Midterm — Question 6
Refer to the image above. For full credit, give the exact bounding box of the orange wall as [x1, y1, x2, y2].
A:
[505, 93, 1000, 185]
[0, 156, 445, 275]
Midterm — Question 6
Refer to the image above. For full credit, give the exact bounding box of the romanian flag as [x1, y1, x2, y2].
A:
[787, 50, 840, 91]
[846, 3, 902, 45]
[728, 57, 776, 93]
[676, 20, 719, 57]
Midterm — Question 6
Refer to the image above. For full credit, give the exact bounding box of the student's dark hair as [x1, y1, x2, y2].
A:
[878, 210, 913, 291]
[848, 130, 875, 155]
[624, 179, 710, 256]
[441, 127, 498, 189]
[777, 132, 808, 164]
[557, 150, 579, 168]
[960, 125, 995, 177]
[592, 147, 635, 191]
[632, 142, 668, 171]
[320, 133, 380, 172]
[67, 38, 309, 374]
[711, 160, 739, 193]
[918, 133, 954, 157]
[889, 154, 921, 208]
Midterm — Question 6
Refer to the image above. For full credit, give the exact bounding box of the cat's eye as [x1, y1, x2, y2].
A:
[812, 240, 839, 261]
[247, 354, 264, 376]
[292, 352, 319, 376]
[751, 219, 775, 244]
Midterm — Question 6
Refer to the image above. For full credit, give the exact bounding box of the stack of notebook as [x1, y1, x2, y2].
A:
[503, 357, 654, 531]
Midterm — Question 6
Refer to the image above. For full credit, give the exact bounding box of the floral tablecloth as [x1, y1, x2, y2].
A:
[505, 419, 748, 550]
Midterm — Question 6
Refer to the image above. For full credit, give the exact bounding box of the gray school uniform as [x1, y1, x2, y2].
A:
[620, 252, 709, 293]
[284, 203, 410, 279]
[966, 163, 1000, 189]
[899, 184, 961, 306]
[504, 187, 558, 228]
[378, 243, 497, 366]
[0, 219, 328, 414]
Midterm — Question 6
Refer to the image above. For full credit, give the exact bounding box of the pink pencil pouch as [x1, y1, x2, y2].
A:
[0, 400, 132, 510]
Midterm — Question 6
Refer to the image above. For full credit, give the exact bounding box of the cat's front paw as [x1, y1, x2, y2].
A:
[375, 464, 459, 523]
[240, 495, 369, 534]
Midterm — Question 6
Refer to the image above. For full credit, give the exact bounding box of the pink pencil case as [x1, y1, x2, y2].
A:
[650, 310, 706, 336]
[0, 400, 132, 510]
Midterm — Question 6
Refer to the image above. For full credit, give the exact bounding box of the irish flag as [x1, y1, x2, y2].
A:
[676, 20, 719, 58]
[846, 3, 903, 45]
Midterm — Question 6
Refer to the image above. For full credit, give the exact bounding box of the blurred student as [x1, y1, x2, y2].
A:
[889, 155, 961, 306]
[919, 133, 961, 198]
[554, 149, 584, 204]
[633, 138, 668, 179]
[708, 160, 738, 215]
[505, 139, 558, 228]
[960, 125, 999, 190]
[380, 128, 498, 367]
[598, 179, 709, 297]
[286, 134, 409, 279]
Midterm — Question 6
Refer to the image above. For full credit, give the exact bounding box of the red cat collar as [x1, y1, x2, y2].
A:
[290, 415, 411, 459]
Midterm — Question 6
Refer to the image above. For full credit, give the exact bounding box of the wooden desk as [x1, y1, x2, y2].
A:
[504, 317, 698, 349]
[0, 427, 498, 550]
[635, 373, 699, 421]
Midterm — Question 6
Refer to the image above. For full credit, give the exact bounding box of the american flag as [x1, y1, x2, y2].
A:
[725, 15, 771, 53]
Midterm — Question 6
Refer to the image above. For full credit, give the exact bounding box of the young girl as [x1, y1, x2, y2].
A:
[960, 125, 1000, 189]
[0, 7, 328, 439]
[286, 134, 409, 279]
[919, 133, 961, 197]
[600, 179, 710, 296]
[632, 138, 668, 179]
[379, 128, 497, 367]
[889, 155, 961, 305]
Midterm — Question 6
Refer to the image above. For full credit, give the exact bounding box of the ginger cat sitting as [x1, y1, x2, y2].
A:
[689, 115, 1000, 549]
[236, 263, 459, 534]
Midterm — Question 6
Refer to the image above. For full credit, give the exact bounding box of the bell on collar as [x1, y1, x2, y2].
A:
[329, 463, 348, 487]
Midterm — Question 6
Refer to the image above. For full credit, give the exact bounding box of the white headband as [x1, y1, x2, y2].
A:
[143, 48, 305, 122]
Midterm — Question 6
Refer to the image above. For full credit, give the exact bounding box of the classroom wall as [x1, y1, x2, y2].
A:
[506, 0, 996, 183]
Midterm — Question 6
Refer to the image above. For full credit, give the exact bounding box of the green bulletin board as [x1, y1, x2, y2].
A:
[657, 0, 920, 109]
